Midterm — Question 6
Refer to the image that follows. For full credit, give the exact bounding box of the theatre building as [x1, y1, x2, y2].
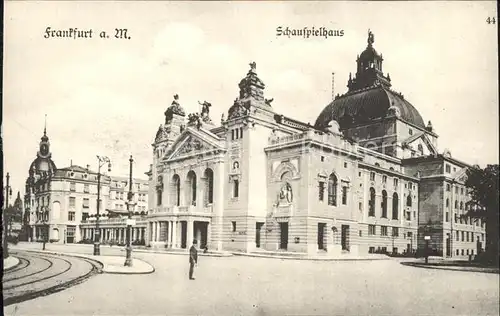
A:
[146, 31, 485, 257]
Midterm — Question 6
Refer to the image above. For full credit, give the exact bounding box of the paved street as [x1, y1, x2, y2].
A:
[4, 244, 500, 316]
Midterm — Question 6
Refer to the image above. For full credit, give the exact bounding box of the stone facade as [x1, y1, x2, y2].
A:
[146, 32, 485, 258]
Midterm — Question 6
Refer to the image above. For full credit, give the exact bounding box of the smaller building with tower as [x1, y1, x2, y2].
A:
[24, 123, 150, 245]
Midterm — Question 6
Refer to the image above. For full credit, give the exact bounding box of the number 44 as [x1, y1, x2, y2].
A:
[486, 17, 496, 24]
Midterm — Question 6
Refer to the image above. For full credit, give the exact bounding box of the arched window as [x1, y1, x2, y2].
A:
[460, 201, 463, 210]
[187, 171, 197, 206]
[369, 187, 375, 216]
[406, 195, 412, 207]
[204, 169, 214, 205]
[170, 174, 180, 206]
[446, 198, 450, 208]
[381, 190, 388, 218]
[328, 173, 338, 206]
[392, 193, 399, 220]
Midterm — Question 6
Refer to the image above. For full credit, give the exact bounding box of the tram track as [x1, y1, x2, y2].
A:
[3, 254, 54, 283]
[3, 251, 103, 306]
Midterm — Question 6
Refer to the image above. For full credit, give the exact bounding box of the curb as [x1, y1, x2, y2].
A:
[3, 256, 21, 272]
[400, 261, 500, 274]
[19, 249, 154, 275]
[231, 252, 390, 261]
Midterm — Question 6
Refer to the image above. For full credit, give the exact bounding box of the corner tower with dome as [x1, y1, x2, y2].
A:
[146, 31, 484, 258]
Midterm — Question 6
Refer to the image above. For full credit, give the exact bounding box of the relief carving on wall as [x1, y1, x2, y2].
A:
[271, 160, 300, 182]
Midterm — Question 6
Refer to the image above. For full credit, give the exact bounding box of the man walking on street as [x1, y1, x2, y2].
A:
[189, 240, 198, 280]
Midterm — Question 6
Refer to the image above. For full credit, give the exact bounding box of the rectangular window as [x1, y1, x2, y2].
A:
[342, 187, 348, 205]
[321, 156, 325, 162]
[344, 162, 348, 168]
[446, 184, 451, 192]
[368, 225, 376, 235]
[381, 226, 388, 236]
[84, 184, 89, 193]
[456, 231, 459, 241]
[370, 172, 375, 181]
[466, 232, 469, 242]
[382, 175, 387, 183]
[461, 231, 464, 241]
[82, 198, 90, 208]
[240, 127, 243, 139]
[369, 247, 375, 253]
[231, 130, 235, 140]
[445, 164, 451, 173]
[358, 202, 362, 211]
[359, 230, 362, 237]
[232, 221, 237, 232]
[358, 172, 362, 177]
[68, 211, 75, 221]
[318, 182, 325, 201]
[460, 188, 464, 195]
[233, 180, 239, 198]
[392, 227, 399, 237]
[70, 182, 76, 192]
[69, 197, 76, 207]
[82, 212, 89, 221]
[445, 212, 449, 222]
[393, 178, 398, 187]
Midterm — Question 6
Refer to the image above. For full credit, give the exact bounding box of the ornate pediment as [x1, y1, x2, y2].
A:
[167, 134, 221, 161]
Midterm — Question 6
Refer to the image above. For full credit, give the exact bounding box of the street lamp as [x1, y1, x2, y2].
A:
[94, 155, 111, 256]
[3, 172, 13, 259]
[124, 155, 135, 267]
[41, 207, 49, 250]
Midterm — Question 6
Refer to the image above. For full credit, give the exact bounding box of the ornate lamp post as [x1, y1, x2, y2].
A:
[41, 207, 49, 250]
[3, 172, 13, 258]
[124, 155, 135, 267]
[94, 155, 111, 256]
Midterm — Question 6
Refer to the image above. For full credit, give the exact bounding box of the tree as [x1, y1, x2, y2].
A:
[465, 164, 499, 266]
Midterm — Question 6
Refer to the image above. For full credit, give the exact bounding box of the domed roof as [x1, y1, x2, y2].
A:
[315, 86, 425, 129]
[359, 46, 380, 61]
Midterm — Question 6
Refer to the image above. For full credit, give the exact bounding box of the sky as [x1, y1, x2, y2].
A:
[3, 1, 498, 197]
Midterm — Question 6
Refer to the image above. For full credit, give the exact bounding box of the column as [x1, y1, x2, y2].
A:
[156, 222, 161, 241]
[172, 220, 178, 248]
[168, 221, 172, 247]
[187, 219, 194, 247]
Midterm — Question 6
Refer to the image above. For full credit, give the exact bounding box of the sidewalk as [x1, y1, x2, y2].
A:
[12, 245, 154, 274]
[232, 250, 389, 261]
[401, 261, 500, 274]
[3, 256, 20, 271]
